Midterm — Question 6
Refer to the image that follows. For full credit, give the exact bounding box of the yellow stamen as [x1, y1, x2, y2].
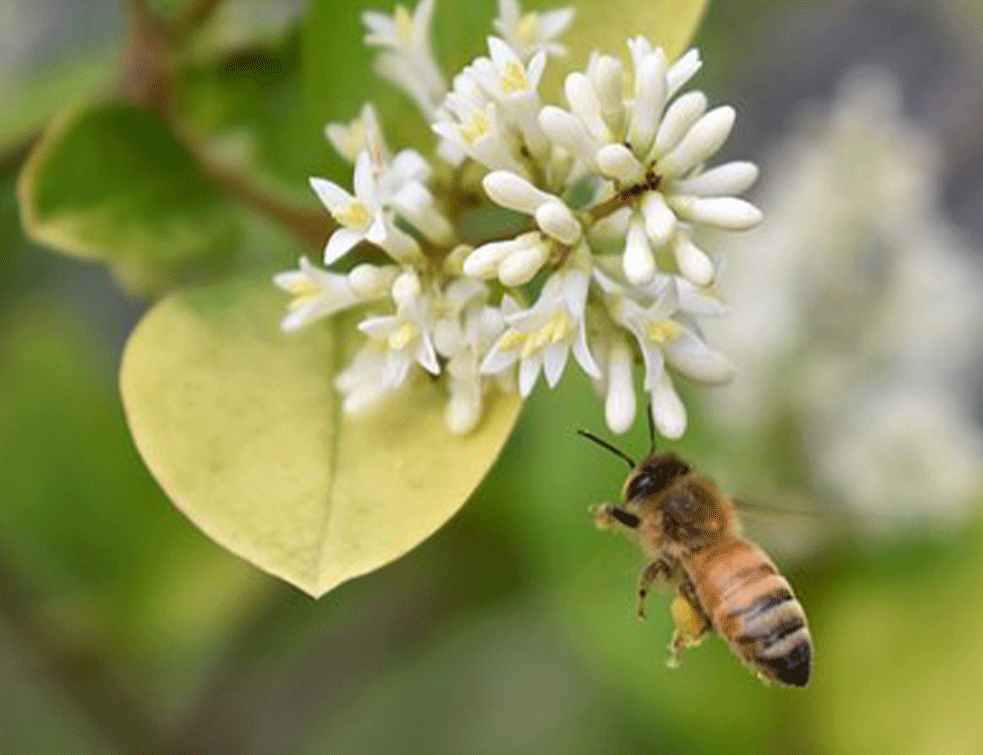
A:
[520, 311, 571, 359]
[646, 320, 683, 343]
[498, 330, 528, 351]
[331, 201, 372, 230]
[499, 60, 529, 95]
[460, 108, 491, 144]
[388, 322, 419, 350]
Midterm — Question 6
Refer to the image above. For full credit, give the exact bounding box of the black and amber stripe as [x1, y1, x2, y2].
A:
[684, 536, 812, 687]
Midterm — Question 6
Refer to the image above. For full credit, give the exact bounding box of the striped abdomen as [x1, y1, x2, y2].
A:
[683, 536, 812, 687]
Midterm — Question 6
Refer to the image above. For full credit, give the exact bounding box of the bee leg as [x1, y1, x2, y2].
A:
[636, 558, 673, 621]
[667, 580, 711, 669]
[592, 503, 639, 530]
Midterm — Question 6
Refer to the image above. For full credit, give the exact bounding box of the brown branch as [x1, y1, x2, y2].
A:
[179, 129, 334, 250]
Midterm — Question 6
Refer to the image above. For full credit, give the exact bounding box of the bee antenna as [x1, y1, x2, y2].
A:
[646, 401, 657, 454]
[577, 430, 636, 469]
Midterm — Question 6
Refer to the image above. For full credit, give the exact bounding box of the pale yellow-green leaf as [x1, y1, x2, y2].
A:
[120, 275, 522, 597]
[567, 0, 709, 62]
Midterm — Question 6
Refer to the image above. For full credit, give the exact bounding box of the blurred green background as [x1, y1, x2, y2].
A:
[3, 0, 983, 753]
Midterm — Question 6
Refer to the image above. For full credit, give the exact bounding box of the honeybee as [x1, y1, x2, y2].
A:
[580, 428, 812, 688]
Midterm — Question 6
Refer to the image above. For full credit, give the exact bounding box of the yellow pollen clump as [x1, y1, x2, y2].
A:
[646, 320, 683, 343]
[394, 6, 414, 43]
[517, 13, 540, 47]
[499, 60, 529, 95]
[331, 201, 372, 230]
[460, 109, 491, 144]
[388, 322, 419, 350]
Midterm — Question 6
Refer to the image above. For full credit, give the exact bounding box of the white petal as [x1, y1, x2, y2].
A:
[391, 269, 422, 306]
[623, 212, 655, 285]
[534, 201, 581, 244]
[417, 336, 441, 375]
[539, 106, 597, 164]
[483, 170, 553, 213]
[605, 338, 636, 434]
[498, 241, 549, 285]
[572, 321, 602, 379]
[651, 372, 686, 439]
[542, 341, 569, 386]
[666, 49, 702, 96]
[392, 181, 454, 244]
[672, 235, 715, 285]
[640, 191, 676, 249]
[590, 55, 626, 124]
[446, 391, 482, 434]
[349, 264, 396, 298]
[309, 177, 353, 210]
[662, 322, 732, 382]
[565, 72, 611, 142]
[657, 105, 735, 177]
[324, 227, 363, 264]
[653, 91, 707, 156]
[596, 143, 645, 183]
[627, 50, 667, 158]
[538, 8, 575, 39]
[482, 339, 519, 374]
[518, 355, 541, 396]
[378, 222, 424, 261]
[352, 151, 378, 206]
[465, 236, 527, 278]
[672, 160, 759, 197]
[669, 196, 763, 230]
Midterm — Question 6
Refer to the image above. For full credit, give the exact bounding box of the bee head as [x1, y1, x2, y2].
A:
[622, 453, 691, 503]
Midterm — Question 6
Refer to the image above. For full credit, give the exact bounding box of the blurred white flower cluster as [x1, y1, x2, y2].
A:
[704, 69, 983, 531]
[275, 0, 761, 436]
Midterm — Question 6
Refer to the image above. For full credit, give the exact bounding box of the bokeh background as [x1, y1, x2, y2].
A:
[3, 0, 983, 753]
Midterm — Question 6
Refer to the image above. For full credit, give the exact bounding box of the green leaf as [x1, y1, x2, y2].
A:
[0, 51, 117, 150]
[120, 274, 522, 597]
[18, 103, 240, 294]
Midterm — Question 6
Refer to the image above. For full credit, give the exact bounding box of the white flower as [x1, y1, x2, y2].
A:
[273, 257, 396, 332]
[493, 0, 574, 60]
[357, 269, 441, 388]
[363, 0, 446, 116]
[325, 103, 389, 164]
[482, 257, 600, 396]
[467, 38, 549, 157]
[538, 43, 761, 286]
[600, 271, 733, 437]
[311, 151, 422, 264]
[433, 76, 526, 174]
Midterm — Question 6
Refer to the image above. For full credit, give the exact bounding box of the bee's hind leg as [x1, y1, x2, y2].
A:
[636, 558, 674, 621]
[667, 579, 711, 669]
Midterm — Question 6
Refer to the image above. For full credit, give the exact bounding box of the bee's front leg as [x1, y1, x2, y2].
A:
[636, 558, 674, 620]
[592, 503, 640, 530]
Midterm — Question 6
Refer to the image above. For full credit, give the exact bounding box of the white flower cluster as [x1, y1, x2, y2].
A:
[276, 0, 761, 436]
[703, 69, 983, 531]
